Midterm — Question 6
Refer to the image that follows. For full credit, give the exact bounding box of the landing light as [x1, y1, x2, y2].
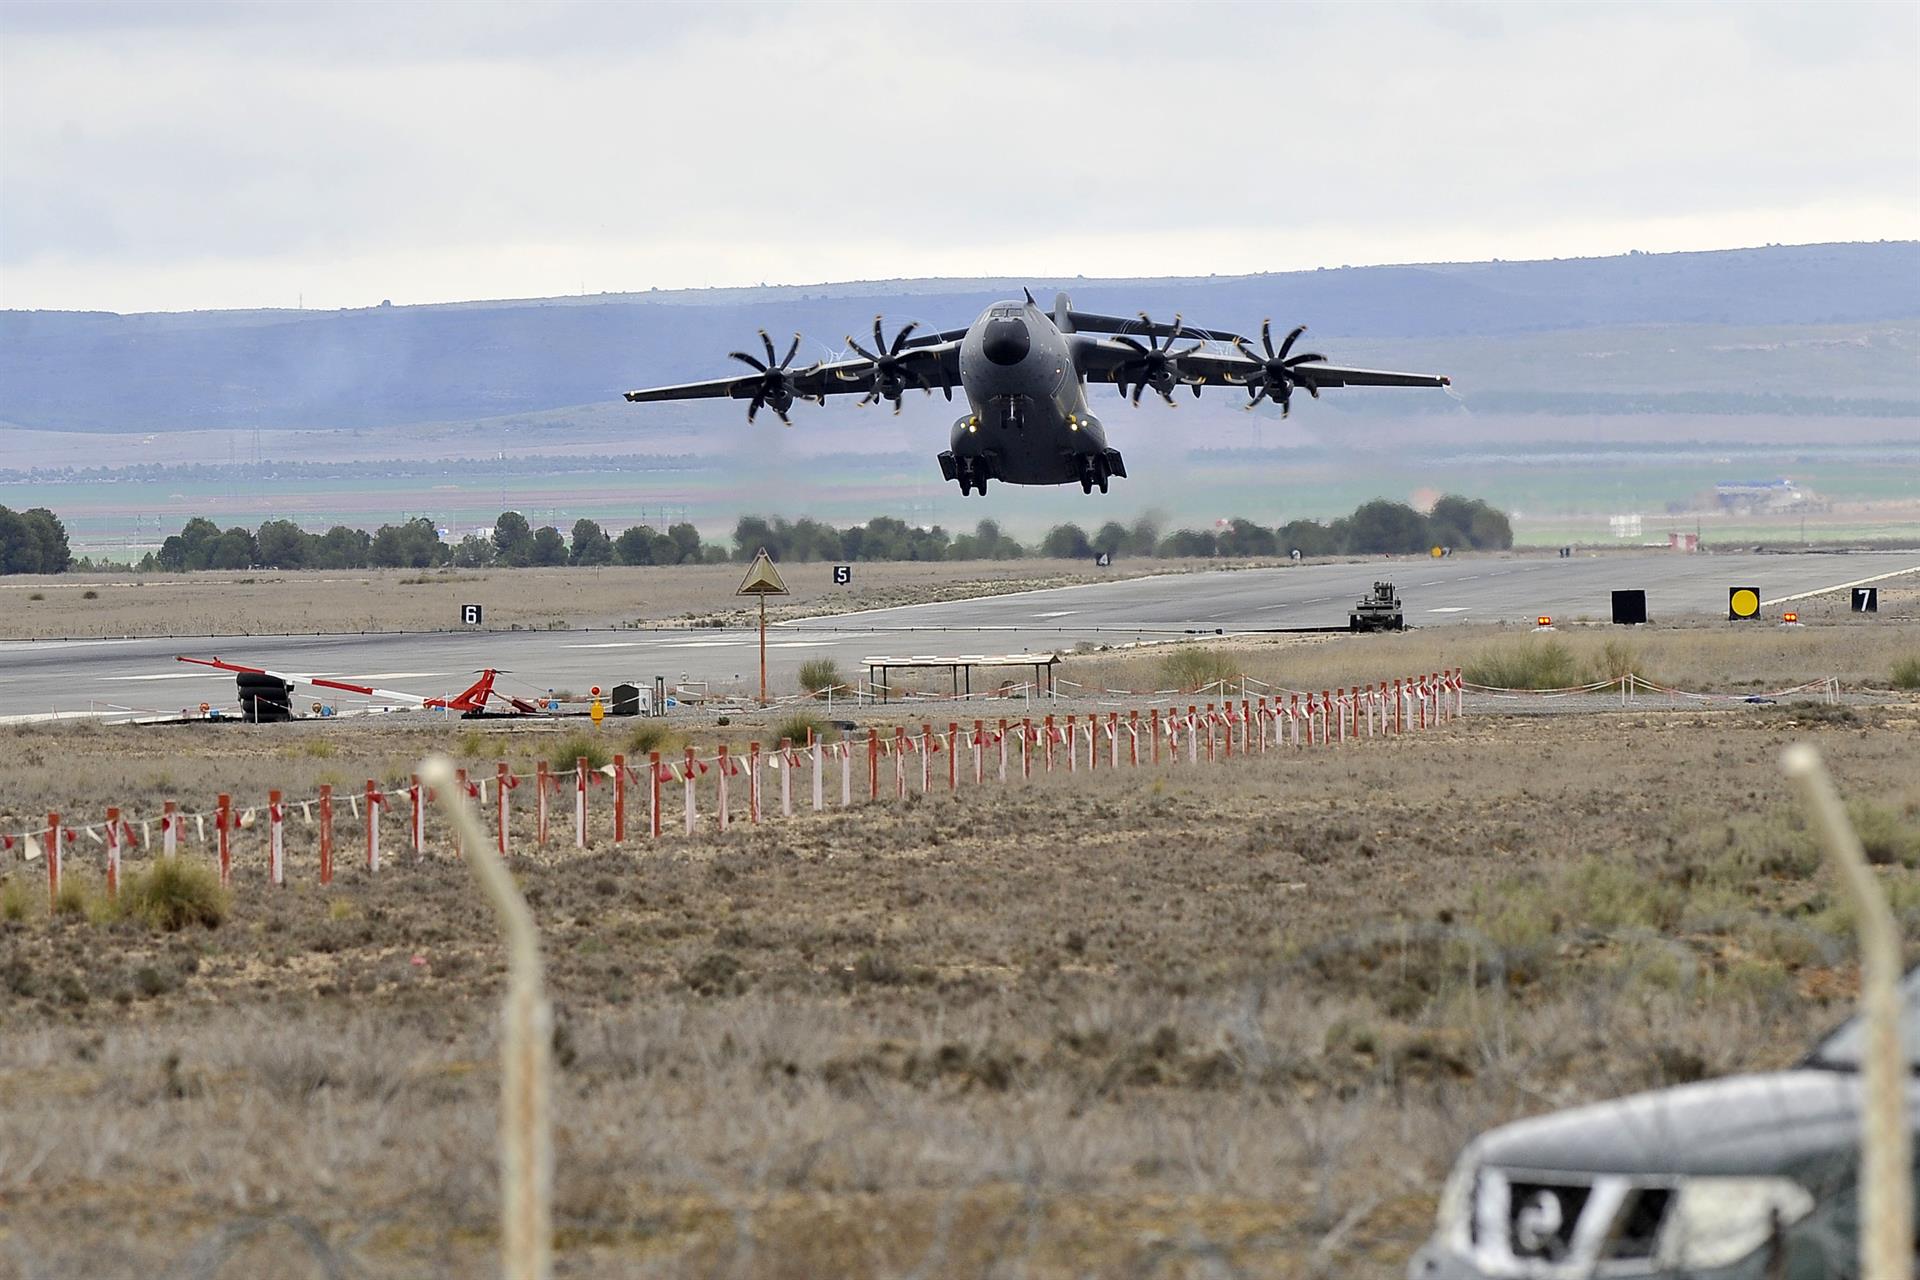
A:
[967, 422, 977, 433]
[1783, 611, 1800, 624]
[1536, 616, 1553, 629]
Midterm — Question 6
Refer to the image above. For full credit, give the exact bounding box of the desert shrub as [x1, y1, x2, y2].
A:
[1157, 647, 1241, 692]
[626, 721, 680, 755]
[1851, 800, 1920, 868]
[122, 858, 226, 931]
[0, 877, 34, 923]
[1463, 639, 1582, 690]
[773, 712, 826, 746]
[52, 875, 99, 920]
[548, 731, 609, 772]
[797, 658, 843, 697]
[81, 589, 99, 600]
[1591, 638, 1657, 685]
[1892, 655, 1920, 690]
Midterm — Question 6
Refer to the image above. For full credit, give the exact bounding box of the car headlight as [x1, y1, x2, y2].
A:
[1659, 1176, 1816, 1270]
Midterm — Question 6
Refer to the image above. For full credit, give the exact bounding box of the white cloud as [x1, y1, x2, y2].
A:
[3, 0, 1915, 312]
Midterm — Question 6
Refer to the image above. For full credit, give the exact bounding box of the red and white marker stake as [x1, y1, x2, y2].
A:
[717, 745, 732, 832]
[684, 747, 700, 836]
[496, 763, 516, 856]
[365, 780, 383, 872]
[268, 790, 285, 887]
[319, 785, 334, 885]
[613, 754, 627, 844]
[44, 811, 61, 908]
[648, 751, 665, 838]
[162, 800, 178, 858]
[575, 756, 589, 848]
[216, 794, 233, 887]
[410, 774, 426, 860]
[104, 806, 121, 900]
[535, 761, 551, 849]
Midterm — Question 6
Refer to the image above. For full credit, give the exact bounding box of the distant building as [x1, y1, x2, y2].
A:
[1714, 478, 1807, 512]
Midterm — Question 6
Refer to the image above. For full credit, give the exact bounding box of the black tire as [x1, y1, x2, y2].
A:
[1350, 615, 1359, 631]
[1393, 615, 1404, 630]
[236, 673, 287, 689]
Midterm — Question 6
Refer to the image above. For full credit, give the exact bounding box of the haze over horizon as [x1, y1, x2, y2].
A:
[4, 0, 1916, 315]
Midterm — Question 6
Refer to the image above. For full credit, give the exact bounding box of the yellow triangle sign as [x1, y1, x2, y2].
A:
[736, 548, 789, 596]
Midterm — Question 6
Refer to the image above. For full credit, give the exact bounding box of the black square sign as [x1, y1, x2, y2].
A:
[461, 603, 483, 626]
[833, 565, 852, 586]
[1611, 590, 1648, 625]
[1852, 587, 1878, 613]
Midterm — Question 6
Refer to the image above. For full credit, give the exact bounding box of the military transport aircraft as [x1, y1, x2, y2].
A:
[623, 291, 1451, 495]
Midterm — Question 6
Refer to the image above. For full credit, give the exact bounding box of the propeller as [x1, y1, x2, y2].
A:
[844, 316, 938, 414]
[727, 329, 806, 425]
[1231, 320, 1327, 418]
[1112, 312, 1205, 406]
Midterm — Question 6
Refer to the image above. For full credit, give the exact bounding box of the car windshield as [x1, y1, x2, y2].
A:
[1806, 967, 1920, 1071]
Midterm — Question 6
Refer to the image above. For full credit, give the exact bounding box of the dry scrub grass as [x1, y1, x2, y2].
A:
[1067, 611, 1920, 695]
[0, 700, 1917, 1276]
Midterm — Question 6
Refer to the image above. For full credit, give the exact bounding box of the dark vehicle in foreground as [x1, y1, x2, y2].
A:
[1410, 972, 1920, 1278]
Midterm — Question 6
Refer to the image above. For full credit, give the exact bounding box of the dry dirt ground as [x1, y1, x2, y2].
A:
[0, 558, 1228, 639]
[1, 659, 1918, 1278]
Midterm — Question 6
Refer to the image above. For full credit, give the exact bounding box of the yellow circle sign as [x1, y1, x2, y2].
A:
[1729, 587, 1760, 619]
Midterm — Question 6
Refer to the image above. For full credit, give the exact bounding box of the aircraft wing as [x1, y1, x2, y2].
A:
[624, 342, 964, 406]
[1074, 338, 1449, 398]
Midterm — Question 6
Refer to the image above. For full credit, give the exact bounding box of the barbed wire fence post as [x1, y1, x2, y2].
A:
[1781, 743, 1911, 1280]
[422, 754, 552, 1280]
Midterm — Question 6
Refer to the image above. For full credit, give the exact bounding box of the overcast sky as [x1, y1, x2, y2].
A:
[2, 0, 1915, 313]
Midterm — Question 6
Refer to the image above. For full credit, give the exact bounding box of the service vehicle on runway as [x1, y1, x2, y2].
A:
[1350, 581, 1405, 632]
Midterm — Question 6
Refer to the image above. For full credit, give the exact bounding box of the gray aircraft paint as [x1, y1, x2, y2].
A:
[623, 290, 1449, 496]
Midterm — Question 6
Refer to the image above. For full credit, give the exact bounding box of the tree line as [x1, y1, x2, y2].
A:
[732, 495, 1512, 563]
[141, 513, 727, 572]
[32, 494, 1510, 575]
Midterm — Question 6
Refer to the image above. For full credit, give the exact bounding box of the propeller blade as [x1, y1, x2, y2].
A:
[1248, 386, 1268, 406]
[872, 315, 886, 356]
[1131, 382, 1145, 407]
[1176, 341, 1205, 359]
[890, 320, 918, 355]
[759, 329, 777, 367]
[747, 395, 763, 424]
[1285, 352, 1328, 367]
[1157, 387, 1177, 406]
[775, 406, 793, 427]
[909, 369, 933, 393]
[729, 351, 769, 372]
[1276, 324, 1306, 361]
[1231, 336, 1260, 364]
[1114, 336, 1147, 354]
[1261, 318, 1274, 361]
[780, 333, 801, 369]
[846, 337, 878, 362]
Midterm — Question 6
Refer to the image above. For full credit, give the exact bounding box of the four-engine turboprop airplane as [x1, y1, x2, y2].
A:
[623, 292, 1451, 495]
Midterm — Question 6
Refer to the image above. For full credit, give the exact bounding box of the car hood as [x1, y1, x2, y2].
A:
[1472, 1070, 1918, 1179]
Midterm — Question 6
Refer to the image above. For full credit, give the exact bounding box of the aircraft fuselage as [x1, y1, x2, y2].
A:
[942, 299, 1122, 494]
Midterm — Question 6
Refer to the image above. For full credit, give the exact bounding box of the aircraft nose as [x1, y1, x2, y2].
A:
[981, 316, 1030, 366]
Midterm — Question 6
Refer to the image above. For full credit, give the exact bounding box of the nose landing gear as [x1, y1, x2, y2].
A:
[1078, 454, 1110, 494]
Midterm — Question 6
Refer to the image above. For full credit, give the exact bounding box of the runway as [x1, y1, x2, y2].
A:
[0, 551, 1913, 719]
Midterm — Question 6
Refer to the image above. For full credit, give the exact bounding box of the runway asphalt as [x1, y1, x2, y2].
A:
[0, 550, 1913, 720]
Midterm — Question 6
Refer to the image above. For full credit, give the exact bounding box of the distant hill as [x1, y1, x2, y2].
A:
[1, 241, 1914, 433]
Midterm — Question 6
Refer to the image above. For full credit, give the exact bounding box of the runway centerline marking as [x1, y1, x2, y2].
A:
[1428, 607, 1470, 613]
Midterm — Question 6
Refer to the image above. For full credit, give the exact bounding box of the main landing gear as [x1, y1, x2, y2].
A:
[1078, 454, 1109, 494]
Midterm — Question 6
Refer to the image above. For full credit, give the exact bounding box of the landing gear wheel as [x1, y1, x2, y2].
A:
[976, 477, 988, 495]
[1096, 475, 1108, 493]
[959, 478, 972, 496]
[1080, 477, 1093, 494]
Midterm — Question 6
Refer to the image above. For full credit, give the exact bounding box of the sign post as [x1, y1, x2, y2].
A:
[736, 547, 790, 706]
